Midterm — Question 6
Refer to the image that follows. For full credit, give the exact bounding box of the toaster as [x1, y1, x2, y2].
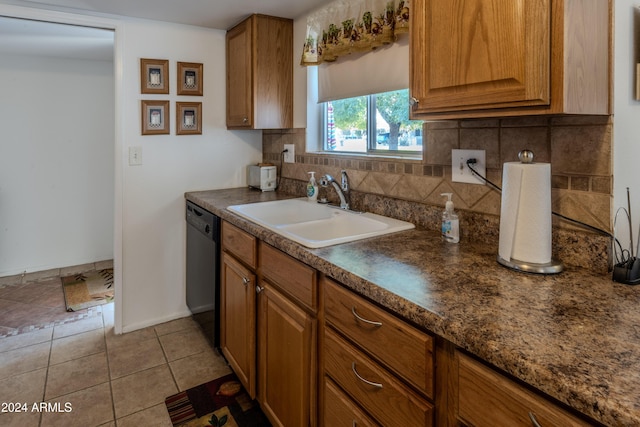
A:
[247, 165, 277, 191]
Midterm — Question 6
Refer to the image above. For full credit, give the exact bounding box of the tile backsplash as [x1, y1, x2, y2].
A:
[263, 115, 613, 273]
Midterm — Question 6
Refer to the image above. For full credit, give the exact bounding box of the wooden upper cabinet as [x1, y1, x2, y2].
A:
[410, 0, 610, 119]
[226, 14, 293, 129]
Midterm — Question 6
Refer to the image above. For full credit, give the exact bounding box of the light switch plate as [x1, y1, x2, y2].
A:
[451, 149, 485, 184]
[129, 146, 142, 166]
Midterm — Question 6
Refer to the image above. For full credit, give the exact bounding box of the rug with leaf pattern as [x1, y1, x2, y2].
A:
[165, 372, 270, 427]
[61, 268, 114, 312]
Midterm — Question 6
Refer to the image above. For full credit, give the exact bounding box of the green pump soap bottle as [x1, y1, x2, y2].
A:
[307, 172, 318, 202]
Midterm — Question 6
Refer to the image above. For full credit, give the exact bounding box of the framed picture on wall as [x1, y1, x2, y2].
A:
[177, 62, 203, 96]
[141, 100, 170, 135]
[176, 102, 202, 135]
[140, 58, 169, 94]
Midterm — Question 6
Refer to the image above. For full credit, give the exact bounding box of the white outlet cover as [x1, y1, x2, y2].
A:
[451, 149, 485, 185]
[283, 144, 295, 163]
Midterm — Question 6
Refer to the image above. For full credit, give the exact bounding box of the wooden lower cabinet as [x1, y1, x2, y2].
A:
[324, 278, 434, 398]
[323, 377, 378, 427]
[256, 242, 318, 427]
[324, 328, 433, 426]
[220, 251, 256, 398]
[257, 282, 316, 427]
[220, 253, 256, 398]
[322, 276, 434, 426]
[219, 221, 599, 427]
[455, 351, 594, 427]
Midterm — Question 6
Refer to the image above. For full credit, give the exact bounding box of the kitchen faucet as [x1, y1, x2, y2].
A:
[320, 170, 350, 210]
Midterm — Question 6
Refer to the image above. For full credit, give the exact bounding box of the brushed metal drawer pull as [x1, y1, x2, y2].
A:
[351, 307, 382, 327]
[528, 412, 542, 427]
[351, 362, 383, 389]
[242, 277, 250, 285]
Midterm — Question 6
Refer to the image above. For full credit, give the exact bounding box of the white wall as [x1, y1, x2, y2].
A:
[118, 19, 262, 331]
[0, 5, 263, 333]
[0, 53, 114, 275]
[614, 1, 640, 253]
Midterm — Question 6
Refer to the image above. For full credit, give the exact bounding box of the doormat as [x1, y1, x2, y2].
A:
[165, 372, 271, 427]
[62, 269, 114, 312]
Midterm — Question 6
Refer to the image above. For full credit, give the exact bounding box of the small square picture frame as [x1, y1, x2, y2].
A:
[177, 62, 203, 96]
[176, 102, 202, 135]
[140, 58, 169, 94]
[141, 100, 170, 135]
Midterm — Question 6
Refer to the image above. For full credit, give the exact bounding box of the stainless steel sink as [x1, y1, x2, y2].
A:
[227, 198, 415, 248]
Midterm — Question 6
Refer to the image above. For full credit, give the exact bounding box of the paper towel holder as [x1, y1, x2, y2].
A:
[497, 149, 564, 274]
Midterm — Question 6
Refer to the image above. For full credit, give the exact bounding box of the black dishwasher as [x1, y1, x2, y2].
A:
[185, 201, 220, 348]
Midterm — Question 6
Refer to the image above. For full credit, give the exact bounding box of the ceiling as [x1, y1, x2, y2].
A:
[0, 0, 327, 60]
[0, 16, 115, 60]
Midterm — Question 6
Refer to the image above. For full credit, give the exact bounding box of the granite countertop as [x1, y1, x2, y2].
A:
[186, 187, 640, 426]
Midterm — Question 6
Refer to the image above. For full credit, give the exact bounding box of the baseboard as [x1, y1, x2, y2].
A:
[120, 308, 193, 334]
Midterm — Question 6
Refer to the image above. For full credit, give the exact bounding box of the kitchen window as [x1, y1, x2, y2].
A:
[322, 88, 423, 157]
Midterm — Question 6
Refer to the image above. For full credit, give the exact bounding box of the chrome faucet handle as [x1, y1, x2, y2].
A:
[319, 174, 333, 187]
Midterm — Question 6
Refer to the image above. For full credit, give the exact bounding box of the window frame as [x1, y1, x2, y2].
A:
[320, 91, 423, 159]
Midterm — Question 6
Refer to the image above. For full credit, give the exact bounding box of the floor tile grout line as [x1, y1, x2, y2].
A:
[39, 330, 54, 427]
[103, 308, 118, 426]
[0, 262, 224, 426]
[155, 325, 181, 395]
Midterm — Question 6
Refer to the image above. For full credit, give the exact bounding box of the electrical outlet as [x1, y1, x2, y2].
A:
[451, 149, 485, 184]
[129, 146, 142, 166]
[283, 144, 295, 163]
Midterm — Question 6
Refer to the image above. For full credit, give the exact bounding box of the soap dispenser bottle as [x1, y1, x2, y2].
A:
[441, 193, 459, 243]
[307, 172, 318, 202]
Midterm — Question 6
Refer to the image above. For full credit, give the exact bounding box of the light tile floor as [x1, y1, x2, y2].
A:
[0, 268, 231, 427]
[0, 260, 115, 337]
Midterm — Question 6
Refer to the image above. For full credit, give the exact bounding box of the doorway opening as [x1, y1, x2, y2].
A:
[0, 16, 116, 336]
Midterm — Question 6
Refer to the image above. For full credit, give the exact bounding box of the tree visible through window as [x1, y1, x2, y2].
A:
[324, 89, 422, 155]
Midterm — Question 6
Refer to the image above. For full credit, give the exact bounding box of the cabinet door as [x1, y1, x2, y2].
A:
[220, 252, 256, 398]
[410, 0, 550, 116]
[258, 282, 316, 427]
[226, 17, 252, 128]
[253, 15, 293, 129]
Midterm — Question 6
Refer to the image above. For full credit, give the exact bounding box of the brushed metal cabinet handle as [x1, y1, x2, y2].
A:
[351, 307, 382, 327]
[351, 362, 383, 389]
[529, 412, 542, 427]
[255, 285, 264, 294]
[242, 277, 250, 285]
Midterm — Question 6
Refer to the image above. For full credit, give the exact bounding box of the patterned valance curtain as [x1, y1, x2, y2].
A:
[300, 0, 410, 66]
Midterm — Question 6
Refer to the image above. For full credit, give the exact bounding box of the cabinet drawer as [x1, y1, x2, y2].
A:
[324, 377, 378, 427]
[324, 328, 434, 427]
[222, 221, 257, 269]
[259, 242, 317, 311]
[457, 351, 593, 427]
[324, 278, 434, 398]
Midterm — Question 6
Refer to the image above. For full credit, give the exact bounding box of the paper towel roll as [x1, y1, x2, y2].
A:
[498, 162, 552, 264]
